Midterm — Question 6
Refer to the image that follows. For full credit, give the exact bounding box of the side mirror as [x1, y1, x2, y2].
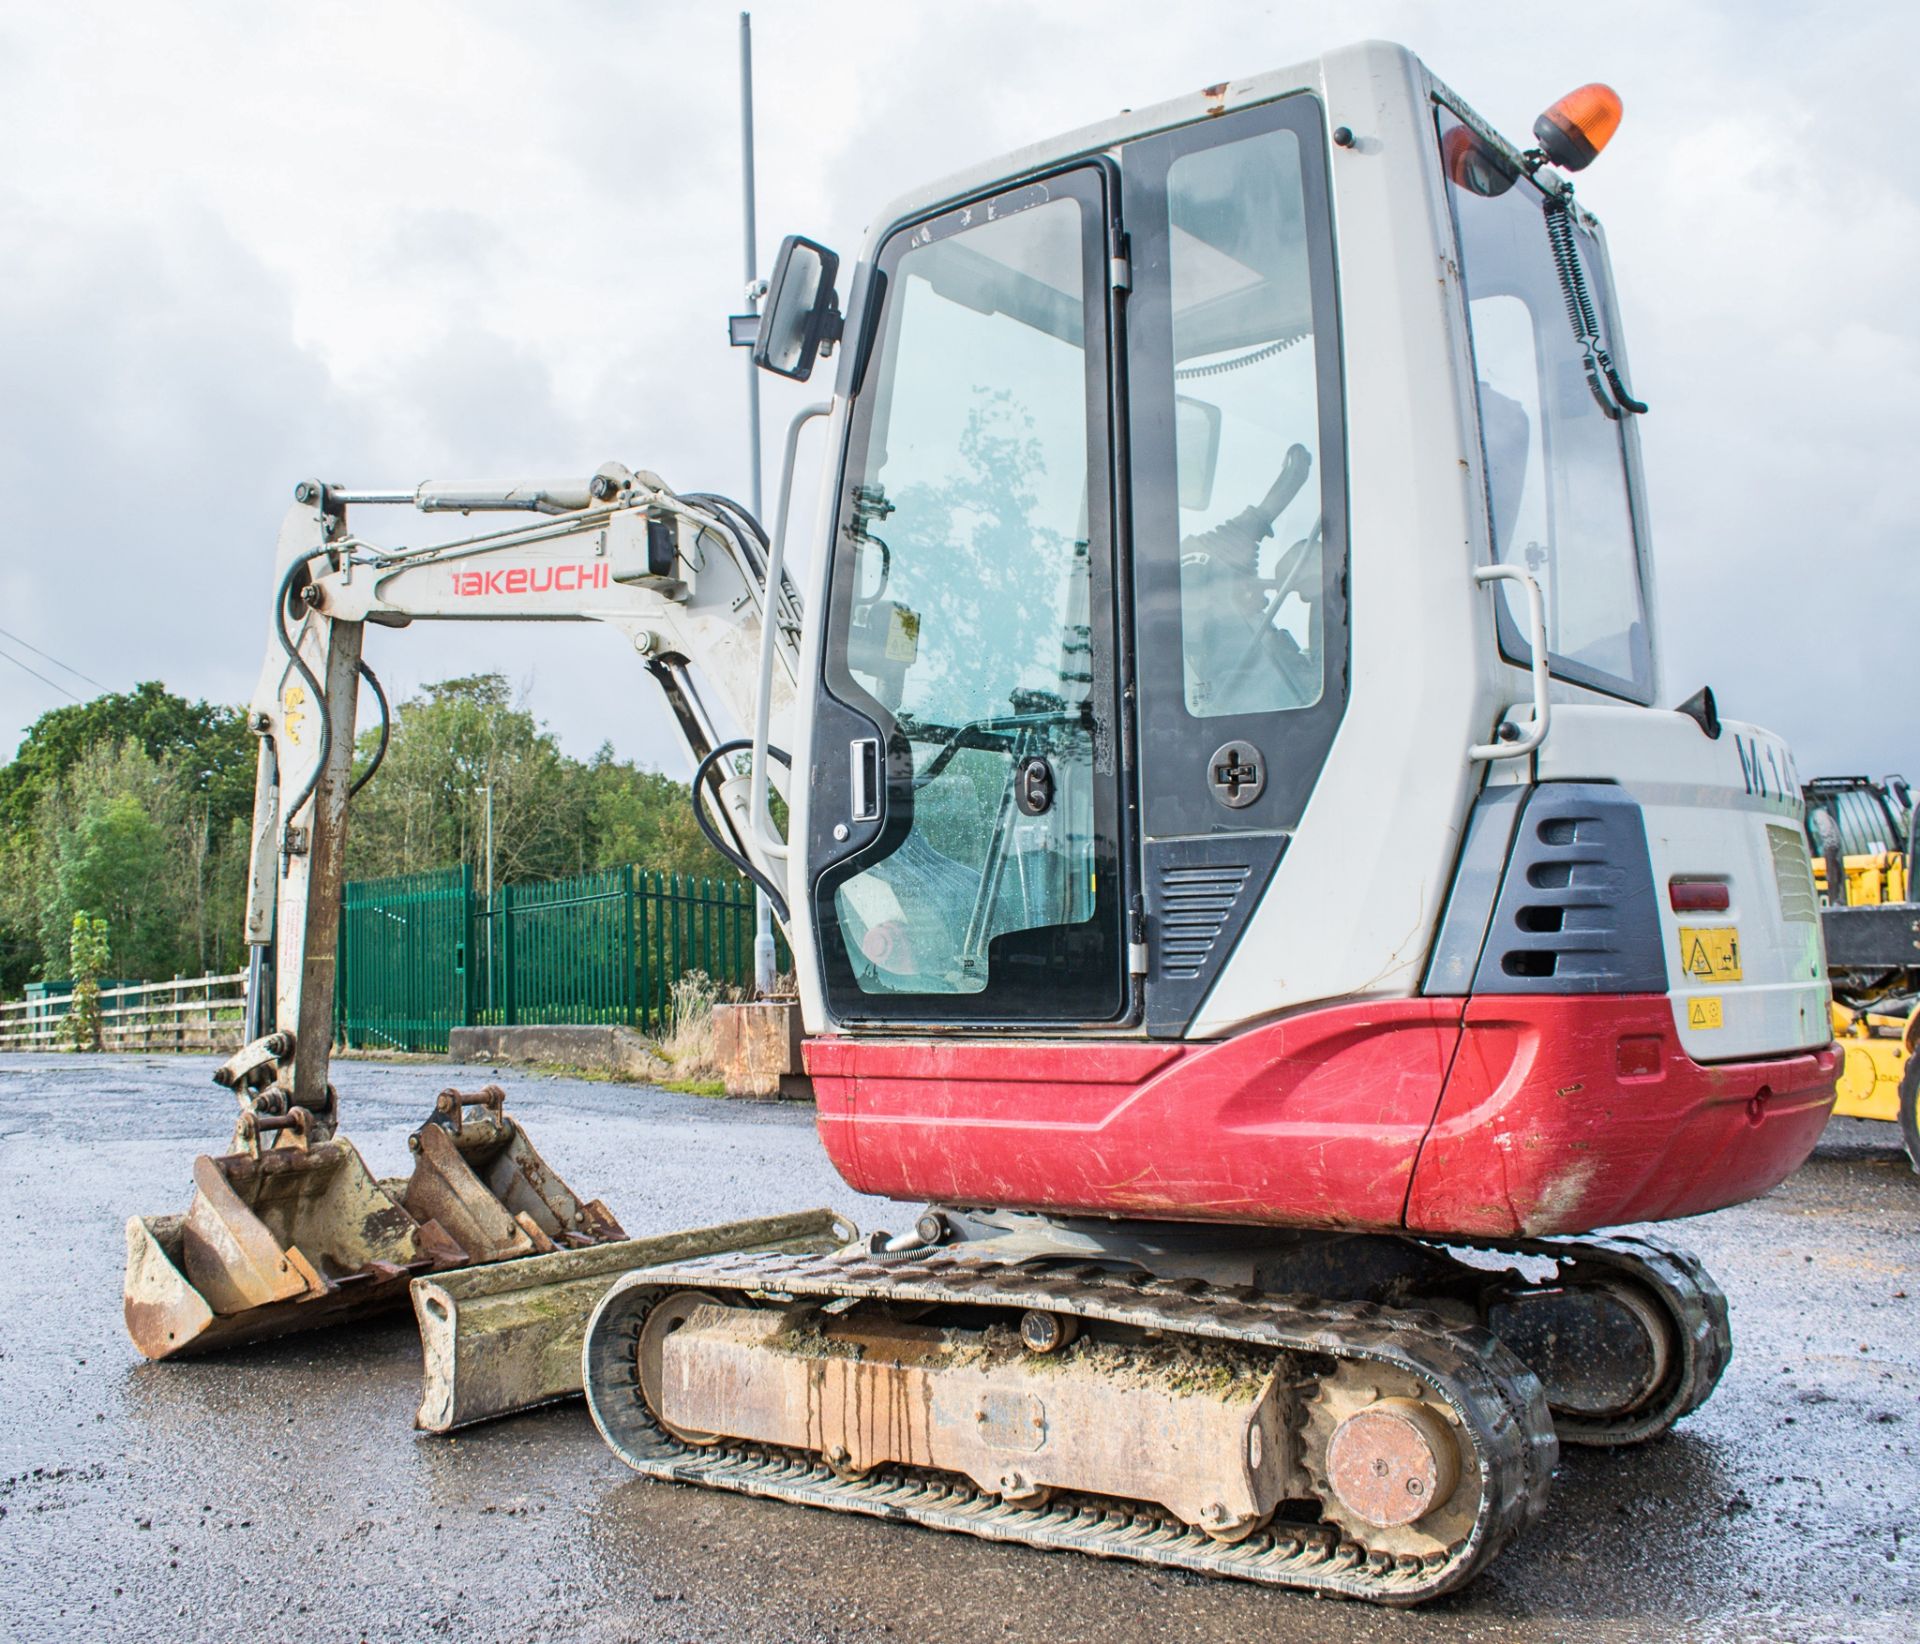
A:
[1175, 395, 1223, 512]
[754, 234, 843, 381]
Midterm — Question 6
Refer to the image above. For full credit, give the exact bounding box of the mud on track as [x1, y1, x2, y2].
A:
[0, 1053, 1914, 1642]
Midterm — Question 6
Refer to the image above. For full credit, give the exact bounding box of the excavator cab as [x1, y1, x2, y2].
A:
[779, 50, 1831, 1236]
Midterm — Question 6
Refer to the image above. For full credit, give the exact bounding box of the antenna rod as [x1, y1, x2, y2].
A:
[740, 10, 777, 998]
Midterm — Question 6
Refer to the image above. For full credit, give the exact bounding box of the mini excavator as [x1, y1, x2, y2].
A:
[126, 43, 1837, 1603]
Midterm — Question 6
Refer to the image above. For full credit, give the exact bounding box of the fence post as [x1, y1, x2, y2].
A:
[638, 869, 653, 1029]
[621, 864, 637, 1026]
[461, 863, 477, 1028]
[502, 880, 517, 1027]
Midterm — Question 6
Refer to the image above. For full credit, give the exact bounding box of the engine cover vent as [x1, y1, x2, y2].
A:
[1471, 784, 1666, 995]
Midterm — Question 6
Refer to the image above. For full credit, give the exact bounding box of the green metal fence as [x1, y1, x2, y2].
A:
[337, 861, 775, 1049]
[479, 867, 636, 1027]
[633, 869, 764, 1030]
[339, 865, 474, 1051]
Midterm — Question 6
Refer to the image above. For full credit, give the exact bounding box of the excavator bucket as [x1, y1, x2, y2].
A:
[411, 1207, 858, 1432]
[398, 1084, 625, 1263]
[125, 1138, 432, 1358]
[124, 1083, 627, 1361]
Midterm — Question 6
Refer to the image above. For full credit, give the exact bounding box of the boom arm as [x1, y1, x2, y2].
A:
[240, 464, 798, 1119]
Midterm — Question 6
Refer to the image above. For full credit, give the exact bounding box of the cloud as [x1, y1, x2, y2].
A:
[0, 190, 378, 725]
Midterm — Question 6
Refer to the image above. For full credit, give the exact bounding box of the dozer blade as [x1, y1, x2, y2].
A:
[410, 1208, 858, 1433]
[124, 1083, 629, 1362]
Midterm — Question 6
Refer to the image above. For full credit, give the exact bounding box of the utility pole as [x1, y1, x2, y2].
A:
[481, 783, 495, 1017]
[740, 10, 778, 999]
[740, 11, 765, 525]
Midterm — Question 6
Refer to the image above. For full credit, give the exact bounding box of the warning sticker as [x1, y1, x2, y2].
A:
[1687, 995, 1724, 1030]
[1678, 925, 1741, 983]
[281, 683, 307, 747]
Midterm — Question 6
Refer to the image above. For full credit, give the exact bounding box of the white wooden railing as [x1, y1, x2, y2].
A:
[0, 971, 247, 1053]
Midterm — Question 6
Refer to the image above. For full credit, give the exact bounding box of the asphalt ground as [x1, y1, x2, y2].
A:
[0, 1052, 1914, 1643]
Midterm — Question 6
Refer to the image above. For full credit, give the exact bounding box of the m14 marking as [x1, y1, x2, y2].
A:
[1734, 731, 1799, 806]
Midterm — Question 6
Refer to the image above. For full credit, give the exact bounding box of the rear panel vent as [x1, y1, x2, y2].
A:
[1472, 785, 1667, 995]
[1766, 824, 1818, 925]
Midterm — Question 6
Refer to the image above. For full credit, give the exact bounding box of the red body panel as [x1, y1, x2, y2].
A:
[1402, 996, 1838, 1235]
[806, 995, 1838, 1238]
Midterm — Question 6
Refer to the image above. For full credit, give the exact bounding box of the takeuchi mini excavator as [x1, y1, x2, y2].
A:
[125, 43, 1837, 1604]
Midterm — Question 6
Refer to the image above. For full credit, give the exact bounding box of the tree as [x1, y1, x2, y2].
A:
[345, 674, 729, 889]
[29, 741, 198, 982]
[345, 674, 588, 888]
[581, 746, 728, 880]
[0, 673, 737, 996]
[62, 912, 109, 1051]
[0, 684, 254, 989]
[0, 680, 252, 835]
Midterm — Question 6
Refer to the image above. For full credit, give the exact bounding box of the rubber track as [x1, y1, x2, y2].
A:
[584, 1247, 1559, 1604]
[1501, 1230, 1731, 1446]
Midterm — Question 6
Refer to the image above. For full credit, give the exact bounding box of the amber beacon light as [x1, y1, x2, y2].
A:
[1532, 83, 1623, 171]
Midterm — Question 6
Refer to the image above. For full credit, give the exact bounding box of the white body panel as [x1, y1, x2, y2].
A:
[1529, 705, 1828, 1061]
[785, 401, 854, 1035]
[1193, 45, 1531, 1035]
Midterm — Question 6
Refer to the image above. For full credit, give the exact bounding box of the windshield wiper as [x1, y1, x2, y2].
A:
[1542, 192, 1647, 420]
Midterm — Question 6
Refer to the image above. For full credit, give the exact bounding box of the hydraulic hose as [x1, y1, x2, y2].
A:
[349, 659, 390, 797]
[273, 557, 331, 831]
[685, 489, 804, 620]
[274, 557, 390, 825]
[690, 738, 792, 924]
[1542, 195, 1647, 418]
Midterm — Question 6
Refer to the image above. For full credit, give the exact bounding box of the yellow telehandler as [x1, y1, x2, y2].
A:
[1805, 775, 1919, 1167]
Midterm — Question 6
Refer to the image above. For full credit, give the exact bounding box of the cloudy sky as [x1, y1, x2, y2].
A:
[1, 0, 1913, 783]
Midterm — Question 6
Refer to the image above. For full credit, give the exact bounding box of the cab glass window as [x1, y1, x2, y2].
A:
[818, 174, 1123, 1018]
[1439, 107, 1652, 698]
[1169, 127, 1328, 718]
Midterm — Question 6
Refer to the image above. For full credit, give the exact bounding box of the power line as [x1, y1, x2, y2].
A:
[0, 623, 105, 690]
[0, 642, 82, 702]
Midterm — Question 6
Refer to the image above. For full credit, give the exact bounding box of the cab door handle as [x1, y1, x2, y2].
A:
[850, 738, 881, 822]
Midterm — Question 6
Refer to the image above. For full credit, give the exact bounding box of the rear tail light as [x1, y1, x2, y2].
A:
[1669, 877, 1731, 913]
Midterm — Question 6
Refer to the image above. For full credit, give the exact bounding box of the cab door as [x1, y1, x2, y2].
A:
[1121, 94, 1350, 1035]
[809, 166, 1130, 1027]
